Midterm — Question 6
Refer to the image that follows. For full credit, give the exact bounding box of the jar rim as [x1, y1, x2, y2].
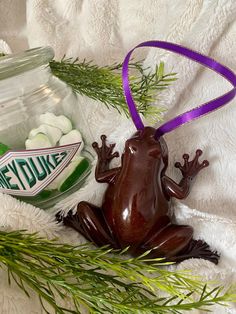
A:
[0, 47, 54, 80]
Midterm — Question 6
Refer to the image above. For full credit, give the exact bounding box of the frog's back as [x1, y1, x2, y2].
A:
[102, 163, 169, 247]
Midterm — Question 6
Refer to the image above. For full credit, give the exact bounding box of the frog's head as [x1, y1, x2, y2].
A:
[123, 126, 168, 163]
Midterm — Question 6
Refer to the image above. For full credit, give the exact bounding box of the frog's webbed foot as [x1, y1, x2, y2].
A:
[169, 239, 220, 265]
[175, 149, 209, 179]
[93, 135, 121, 183]
[56, 209, 83, 233]
[92, 135, 119, 163]
[56, 202, 118, 248]
[162, 149, 209, 199]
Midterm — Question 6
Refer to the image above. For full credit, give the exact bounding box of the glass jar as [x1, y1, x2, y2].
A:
[0, 47, 92, 209]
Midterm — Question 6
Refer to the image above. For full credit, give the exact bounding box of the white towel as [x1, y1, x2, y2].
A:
[0, 1, 236, 313]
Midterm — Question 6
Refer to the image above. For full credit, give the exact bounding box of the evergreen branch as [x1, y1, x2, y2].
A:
[0, 230, 235, 313]
[0, 52, 176, 121]
[50, 58, 177, 120]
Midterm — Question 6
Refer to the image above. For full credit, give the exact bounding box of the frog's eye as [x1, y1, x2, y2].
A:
[148, 148, 160, 158]
[128, 145, 138, 154]
[126, 139, 138, 151]
[131, 146, 137, 151]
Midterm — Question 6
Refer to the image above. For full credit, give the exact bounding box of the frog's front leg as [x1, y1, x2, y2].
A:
[162, 149, 209, 199]
[92, 135, 120, 183]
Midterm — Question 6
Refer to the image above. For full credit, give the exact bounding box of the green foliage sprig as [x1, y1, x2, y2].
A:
[0, 52, 176, 120]
[1, 230, 235, 314]
[50, 59, 177, 120]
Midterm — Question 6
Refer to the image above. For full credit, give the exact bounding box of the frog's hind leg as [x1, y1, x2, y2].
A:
[139, 223, 194, 260]
[56, 201, 118, 248]
[138, 223, 219, 264]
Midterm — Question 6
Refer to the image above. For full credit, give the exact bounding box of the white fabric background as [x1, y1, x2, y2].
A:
[0, 1, 236, 313]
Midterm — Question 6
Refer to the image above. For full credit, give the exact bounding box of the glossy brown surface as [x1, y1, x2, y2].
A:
[59, 127, 219, 264]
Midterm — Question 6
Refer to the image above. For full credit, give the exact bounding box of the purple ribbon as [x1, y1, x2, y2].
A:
[122, 41, 236, 139]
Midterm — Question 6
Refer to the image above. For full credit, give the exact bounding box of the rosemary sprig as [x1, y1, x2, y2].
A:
[50, 59, 177, 120]
[0, 52, 176, 120]
[1, 230, 235, 313]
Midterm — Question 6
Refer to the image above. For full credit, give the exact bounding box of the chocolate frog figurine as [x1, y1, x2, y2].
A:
[59, 127, 219, 264]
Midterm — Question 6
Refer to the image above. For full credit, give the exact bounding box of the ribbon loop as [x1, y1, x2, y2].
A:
[122, 41, 236, 139]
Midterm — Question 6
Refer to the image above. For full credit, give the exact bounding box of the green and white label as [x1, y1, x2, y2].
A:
[0, 143, 81, 196]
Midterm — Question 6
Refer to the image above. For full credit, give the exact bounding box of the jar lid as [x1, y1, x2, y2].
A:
[0, 47, 54, 80]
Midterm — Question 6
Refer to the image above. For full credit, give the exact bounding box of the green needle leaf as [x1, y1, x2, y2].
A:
[0, 230, 235, 313]
[49, 58, 177, 122]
